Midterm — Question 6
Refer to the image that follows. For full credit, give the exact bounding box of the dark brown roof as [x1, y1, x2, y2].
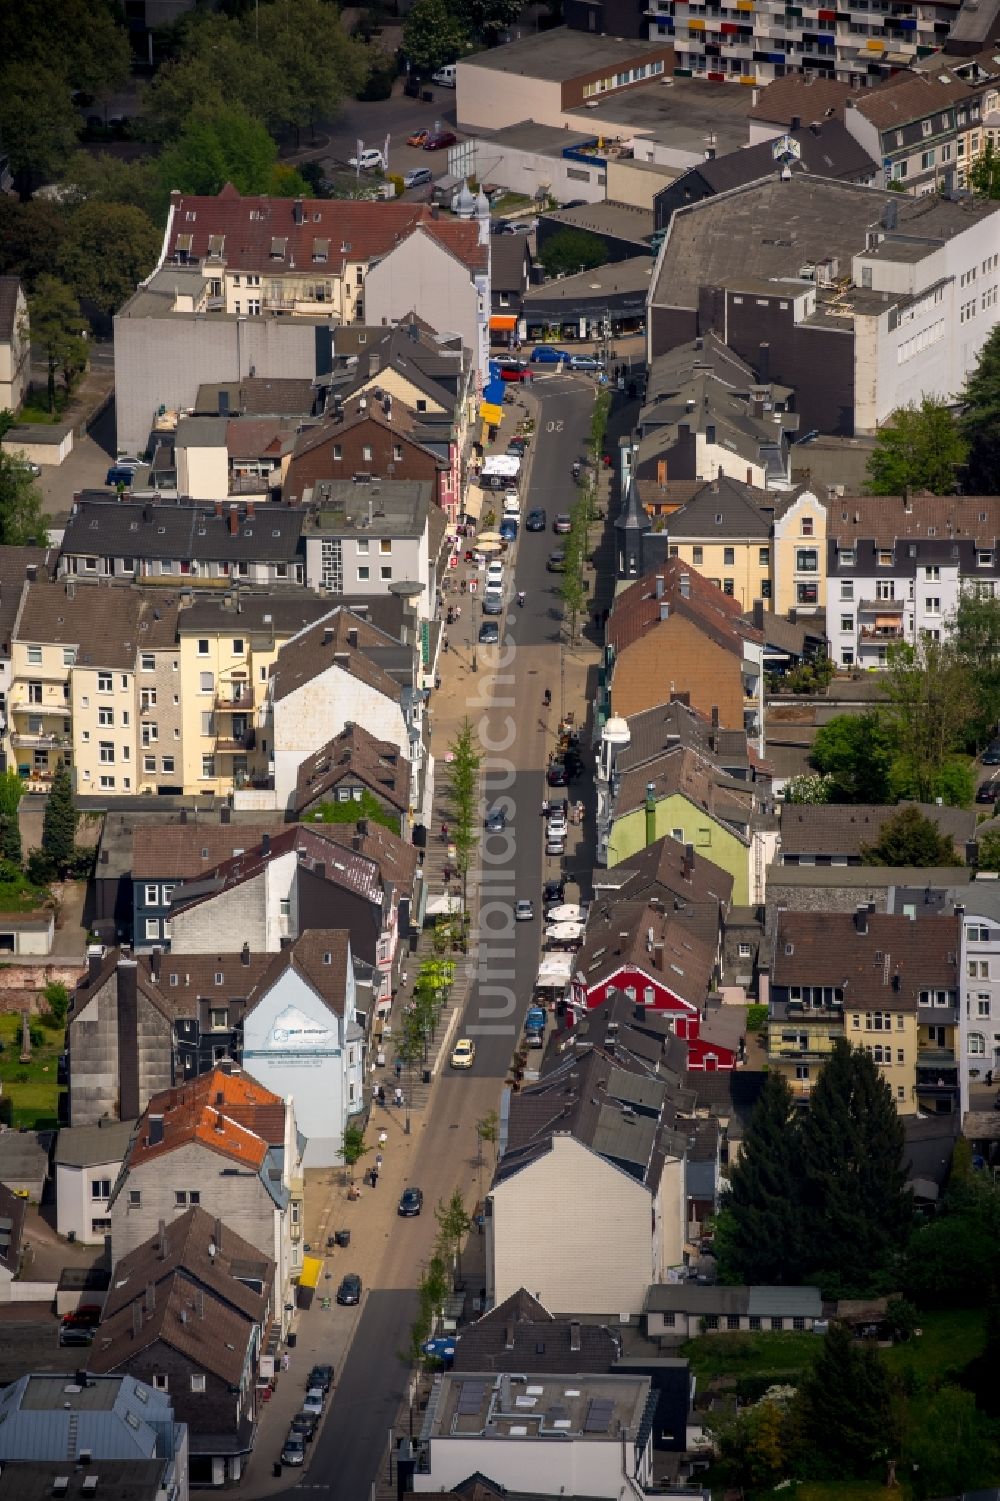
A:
[169, 824, 384, 914]
[315, 819, 417, 895]
[453, 1288, 617, 1374]
[614, 746, 755, 841]
[132, 821, 289, 879]
[0, 547, 51, 653]
[748, 74, 861, 124]
[773, 910, 960, 1009]
[849, 70, 977, 130]
[292, 722, 410, 815]
[90, 1266, 260, 1387]
[827, 493, 1000, 545]
[17, 581, 146, 668]
[607, 559, 763, 660]
[575, 899, 717, 1008]
[779, 801, 975, 858]
[271, 607, 402, 703]
[595, 833, 735, 911]
[101, 1205, 272, 1324]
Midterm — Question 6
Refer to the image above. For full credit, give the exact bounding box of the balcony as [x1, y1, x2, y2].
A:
[859, 624, 904, 641]
[215, 693, 254, 712]
[10, 729, 71, 750]
[215, 728, 254, 753]
[9, 696, 70, 716]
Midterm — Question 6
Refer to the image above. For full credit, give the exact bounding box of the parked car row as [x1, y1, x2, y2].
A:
[280, 1363, 334, 1467]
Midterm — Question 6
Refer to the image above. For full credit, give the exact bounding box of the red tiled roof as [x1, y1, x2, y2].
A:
[165, 188, 487, 277]
[128, 1067, 284, 1170]
[607, 558, 762, 658]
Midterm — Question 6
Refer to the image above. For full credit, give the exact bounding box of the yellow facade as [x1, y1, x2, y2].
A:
[6, 639, 74, 788]
[667, 539, 770, 613]
[769, 1003, 917, 1113]
[216, 258, 371, 323]
[847, 1006, 918, 1115]
[72, 664, 139, 798]
[767, 1012, 841, 1101]
[772, 491, 828, 617]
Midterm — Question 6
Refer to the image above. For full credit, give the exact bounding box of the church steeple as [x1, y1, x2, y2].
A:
[614, 465, 651, 580]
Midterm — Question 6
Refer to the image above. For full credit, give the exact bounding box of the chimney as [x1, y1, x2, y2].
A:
[214, 500, 223, 518]
[315, 862, 326, 880]
[148, 1114, 164, 1146]
[116, 958, 140, 1120]
[221, 805, 231, 824]
[87, 944, 104, 983]
[145, 1282, 156, 1315]
[158, 1219, 167, 1258]
[241, 941, 251, 966]
[261, 833, 271, 855]
[570, 1321, 581, 1352]
[790, 114, 801, 129]
[645, 782, 657, 847]
[347, 626, 359, 648]
[711, 705, 719, 729]
[229, 505, 238, 535]
[656, 459, 667, 488]
[150, 947, 162, 981]
[246, 500, 255, 519]
[854, 904, 868, 935]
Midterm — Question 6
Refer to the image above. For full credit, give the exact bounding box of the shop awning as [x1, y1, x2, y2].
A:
[299, 1255, 323, 1290]
[463, 484, 484, 520]
[490, 314, 517, 331]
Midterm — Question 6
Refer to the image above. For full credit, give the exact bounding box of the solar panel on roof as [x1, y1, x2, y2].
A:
[457, 1380, 486, 1415]
[584, 1397, 614, 1433]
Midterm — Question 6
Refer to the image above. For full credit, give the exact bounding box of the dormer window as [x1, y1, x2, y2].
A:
[270, 236, 287, 259]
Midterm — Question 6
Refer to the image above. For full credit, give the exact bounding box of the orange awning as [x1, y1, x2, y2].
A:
[490, 315, 517, 331]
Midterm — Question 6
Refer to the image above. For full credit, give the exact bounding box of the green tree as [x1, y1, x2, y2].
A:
[0, 199, 71, 291]
[476, 1108, 500, 1172]
[798, 1040, 911, 1296]
[960, 324, 1000, 494]
[255, 0, 369, 146]
[904, 1386, 997, 1499]
[715, 1071, 804, 1285]
[978, 827, 1000, 872]
[538, 228, 608, 278]
[810, 711, 894, 803]
[968, 139, 1000, 198]
[0, 63, 81, 200]
[860, 804, 959, 867]
[138, 12, 272, 142]
[158, 103, 279, 197]
[337, 1122, 370, 1182]
[560, 503, 588, 643]
[794, 1321, 899, 1477]
[43, 980, 69, 1028]
[61, 153, 168, 225]
[435, 1189, 472, 1282]
[447, 717, 481, 913]
[59, 203, 162, 322]
[866, 397, 967, 497]
[0, 452, 49, 547]
[882, 636, 973, 802]
[717, 1401, 790, 1490]
[0, 0, 130, 100]
[41, 764, 78, 880]
[0, 768, 24, 869]
[403, 0, 471, 75]
[466, 0, 524, 41]
[782, 772, 833, 804]
[29, 275, 88, 413]
[953, 587, 1000, 746]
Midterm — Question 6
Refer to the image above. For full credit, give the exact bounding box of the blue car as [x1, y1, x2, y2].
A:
[499, 517, 518, 541]
[531, 346, 571, 364]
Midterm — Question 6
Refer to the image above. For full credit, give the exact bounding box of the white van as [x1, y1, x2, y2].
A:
[431, 64, 457, 87]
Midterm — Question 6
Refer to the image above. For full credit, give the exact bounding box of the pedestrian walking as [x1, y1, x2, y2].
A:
[281, 1351, 290, 1372]
[441, 822, 449, 842]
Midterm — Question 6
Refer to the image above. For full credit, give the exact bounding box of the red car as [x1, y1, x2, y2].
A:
[499, 364, 530, 382]
[63, 1305, 103, 1328]
[423, 130, 457, 151]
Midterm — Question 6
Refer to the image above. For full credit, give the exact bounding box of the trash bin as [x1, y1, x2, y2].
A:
[273, 1462, 282, 1478]
[287, 1331, 297, 1348]
[422, 1068, 431, 1084]
[335, 1229, 351, 1248]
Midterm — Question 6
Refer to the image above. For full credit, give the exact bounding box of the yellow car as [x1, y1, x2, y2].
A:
[450, 1039, 476, 1069]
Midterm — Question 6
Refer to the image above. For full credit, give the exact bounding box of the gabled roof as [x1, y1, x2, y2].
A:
[613, 745, 755, 843]
[773, 909, 960, 1009]
[607, 559, 763, 660]
[271, 606, 403, 704]
[848, 69, 980, 131]
[16, 581, 177, 670]
[167, 823, 385, 916]
[314, 819, 418, 895]
[131, 819, 289, 879]
[827, 493, 1000, 545]
[53, 1119, 138, 1169]
[575, 899, 717, 1008]
[664, 476, 774, 541]
[748, 74, 862, 124]
[593, 832, 735, 912]
[689, 120, 875, 193]
[293, 722, 411, 814]
[453, 1288, 618, 1374]
[61, 498, 304, 564]
[779, 800, 975, 857]
[101, 1205, 272, 1325]
[615, 699, 751, 778]
[126, 1067, 285, 1171]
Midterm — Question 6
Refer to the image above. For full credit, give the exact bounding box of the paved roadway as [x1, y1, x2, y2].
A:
[292, 375, 596, 1498]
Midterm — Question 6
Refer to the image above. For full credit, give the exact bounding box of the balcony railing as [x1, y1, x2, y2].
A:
[10, 730, 71, 749]
[9, 697, 70, 716]
[215, 728, 254, 752]
[859, 625, 904, 640]
[215, 694, 253, 711]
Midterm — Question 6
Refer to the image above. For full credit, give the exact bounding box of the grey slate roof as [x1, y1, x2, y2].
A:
[685, 120, 875, 197]
[453, 1288, 618, 1374]
[0, 1374, 175, 1461]
[779, 801, 976, 858]
[665, 476, 774, 541]
[62, 498, 304, 564]
[53, 1120, 138, 1168]
[644, 1283, 821, 1316]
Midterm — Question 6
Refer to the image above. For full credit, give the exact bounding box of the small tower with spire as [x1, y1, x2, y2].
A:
[614, 467, 651, 580]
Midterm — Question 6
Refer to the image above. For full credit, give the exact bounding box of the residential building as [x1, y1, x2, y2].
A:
[647, 175, 1000, 436]
[654, 120, 877, 233]
[661, 480, 776, 612]
[364, 216, 492, 385]
[826, 495, 1000, 667]
[174, 591, 334, 799]
[59, 496, 305, 589]
[301, 478, 442, 620]
[487, 1049, 686, 1315]
[164, 821, 416, 1008]
[762, 861, 972, 938]
[844, 65, 995, 192]
[453, 1289, 621, 1373]
[268, 606, 429, 822]
[771, 488, 830, 615]
[0, 1181, 27, 1295]
[172, 413, 300, 502]
[489, 225, 533, 342]
[410, 1370, 655, 1497]
[69, 935, 364, 1167]
[0, 548, 50, 769]
[778, 801, 976, 865]
[455, 29, 675, 131]
[644, 1283, 822, 1339]
[746, 75, 864, 145]
[54, 1118, 138, 1245]
[0, 1374, 187, 1501]
[0, 278, 29, 413]
[769, 907, 961, 1111]
[291, 721, 411, 825]
[283, 394, 453, 518]
[6, 579, 180, 796]
[603, 561, 766, 748]
[592, 827, 735, 919]
[109, 1068, 303, 1325]
[521, 257, 653, 343]
[90, 1207, 273, 1486]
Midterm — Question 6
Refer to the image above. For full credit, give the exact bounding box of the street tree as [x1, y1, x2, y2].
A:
[0, 452, 48, 547]
[435, 1190, 472, 1283]
[59, 203, 162, 322]
[866, 397, 967, 496]
[714, 1070, 804, 1285]
[794, 1321, 899, 1477]
[254, 0, 369, 146]
[882, 636, 973, 801]
[861, 804, 958, 868]
[447, 717, 481, 913]
[0, 63, 81, 201]
[0, 768, 24, 870]
[403, 0, 471, 75]
[0, 199, 71, 292]
[29, 276, 88, 413]
[158, 103, 278, 197]
[476, 1108, 500, 1172]
[41, 764, 78, 880]
[538, 229, 607, 278]
[337, 1122, 370, 1183]
[953, 588, 1000, 745]
[560, 504, 588, 643]
[798, 1039, 911, 1296]
[960, 323, 1000, 495]
[810, 712, 894, 803]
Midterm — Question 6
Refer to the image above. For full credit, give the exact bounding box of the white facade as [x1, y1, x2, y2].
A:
[56, 1151, 129, 1245]
[168, 848, 300, 953]
[241, 960, 363, 1167]
[959, 897, 1000, 1113]
[304, 526, 433, 619]
[364, 227, 490, 387]
[486, 1132, 684, 1317]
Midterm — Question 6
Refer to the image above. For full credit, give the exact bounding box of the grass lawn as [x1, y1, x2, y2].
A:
[682, 1330, 820, 1390]
[0, 1011, 64, 1130]
[0, 877, 51, 913]
[883, 1306, 986, 1381]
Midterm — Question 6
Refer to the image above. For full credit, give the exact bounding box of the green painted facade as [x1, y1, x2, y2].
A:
[607, 793, 751, 903]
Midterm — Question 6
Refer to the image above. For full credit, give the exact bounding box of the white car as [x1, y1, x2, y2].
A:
[349, 148, 385, 171]
[486, 561, 504, 587]
[548, 811, 568, 839]
[503, 489, 521, 517]
[302, 1388, 325, 1418]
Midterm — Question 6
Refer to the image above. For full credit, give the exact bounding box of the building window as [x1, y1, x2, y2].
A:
[144, 884, 159, 905]
[738, 942, 751, 958]
[175, 1191, 188, 1207]
[190, 1375, 206, 1393]
[128, 1190, 142, 1207]
[98, 672, 112, 693]
[280, 897, 291, 917]
[145, 919, 159, 940]
[796, 549, 818, 572]
[362, 445, 373, 462]
[759, 547, 769, 565]
[211, 1008, 229, 1029]
[796, 582, 818, 605]
[91, 1178, 111, 1200]
[98, 706, 114, 726]
[381, 566, 392, 580]
[793, 1316, 806, 1331]
[63, 647, 76, 666]
[27, 646, 42, 665]
[723, 547, 735, 566]
[749, 1316, 761, 1331]
[141, 653, 155, 672]
[969, 1032, 986, 1054]
[692, 546, 703, 565]
[199, 672, 214, 693]
[800, 516, 814, 536]
[143, 755, 156, 774]
[99, 742, 114, 764]
[153, 1374, 168, 1391]
[201, 755, 215, 778]
[841, 581, 854, 600]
